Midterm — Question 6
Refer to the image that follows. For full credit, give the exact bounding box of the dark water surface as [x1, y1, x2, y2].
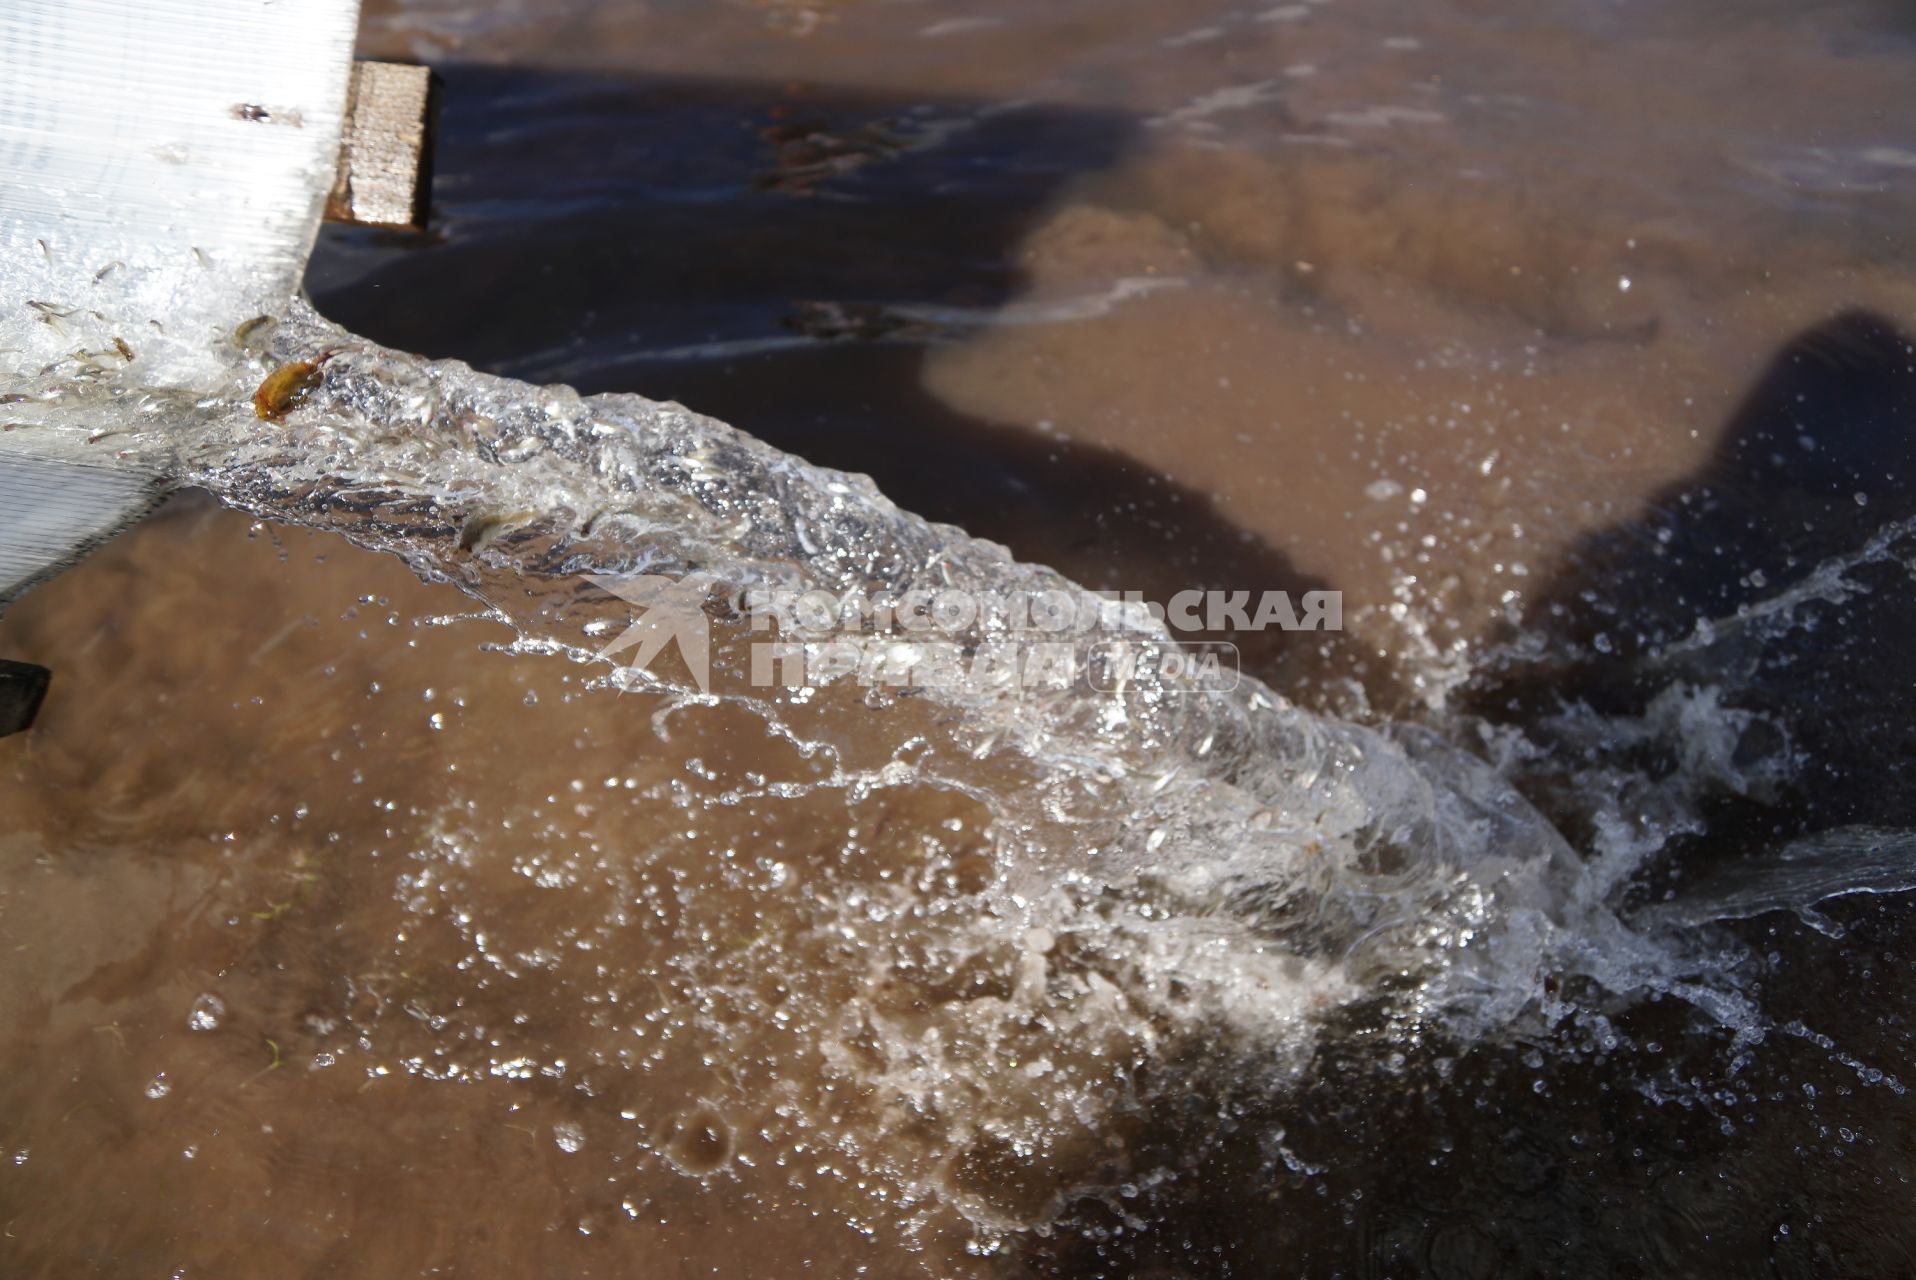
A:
[6, 0, 1916, 1275]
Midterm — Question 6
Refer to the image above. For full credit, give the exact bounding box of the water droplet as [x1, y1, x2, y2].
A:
[187, 994, 225, 1032]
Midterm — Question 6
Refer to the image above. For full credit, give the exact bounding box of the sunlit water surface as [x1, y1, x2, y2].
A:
[4, 0, 1916, 1275]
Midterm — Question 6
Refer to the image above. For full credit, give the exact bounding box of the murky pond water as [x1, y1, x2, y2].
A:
[5, 0, 1916, 1275]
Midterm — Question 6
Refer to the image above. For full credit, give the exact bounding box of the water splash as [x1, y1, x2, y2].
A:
[1, 298, 1879, 1246]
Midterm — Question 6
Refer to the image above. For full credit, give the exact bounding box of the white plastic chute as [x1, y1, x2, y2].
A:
[0, 0, 360, 602]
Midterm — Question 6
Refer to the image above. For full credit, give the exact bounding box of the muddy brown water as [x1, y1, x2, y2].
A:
[6, 0, 1916, 1275]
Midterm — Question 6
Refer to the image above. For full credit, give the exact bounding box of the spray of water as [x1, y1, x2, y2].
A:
[6, 298, 1906, 1247]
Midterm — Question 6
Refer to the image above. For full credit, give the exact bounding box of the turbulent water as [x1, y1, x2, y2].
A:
[6, 0, 1916, 1274]
[5, 294, 1904, 1271]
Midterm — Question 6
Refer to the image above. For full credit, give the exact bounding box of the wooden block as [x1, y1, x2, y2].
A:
[324, 62, 436, 232]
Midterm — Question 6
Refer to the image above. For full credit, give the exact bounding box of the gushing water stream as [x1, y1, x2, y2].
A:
[10, 297, 1906, 1265]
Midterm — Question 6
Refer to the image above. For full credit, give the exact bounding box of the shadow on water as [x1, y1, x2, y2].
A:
[1470, 310, 1916, 846]
[305, 64, 1390, 705]
[1020, 312, 1916, 1280]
